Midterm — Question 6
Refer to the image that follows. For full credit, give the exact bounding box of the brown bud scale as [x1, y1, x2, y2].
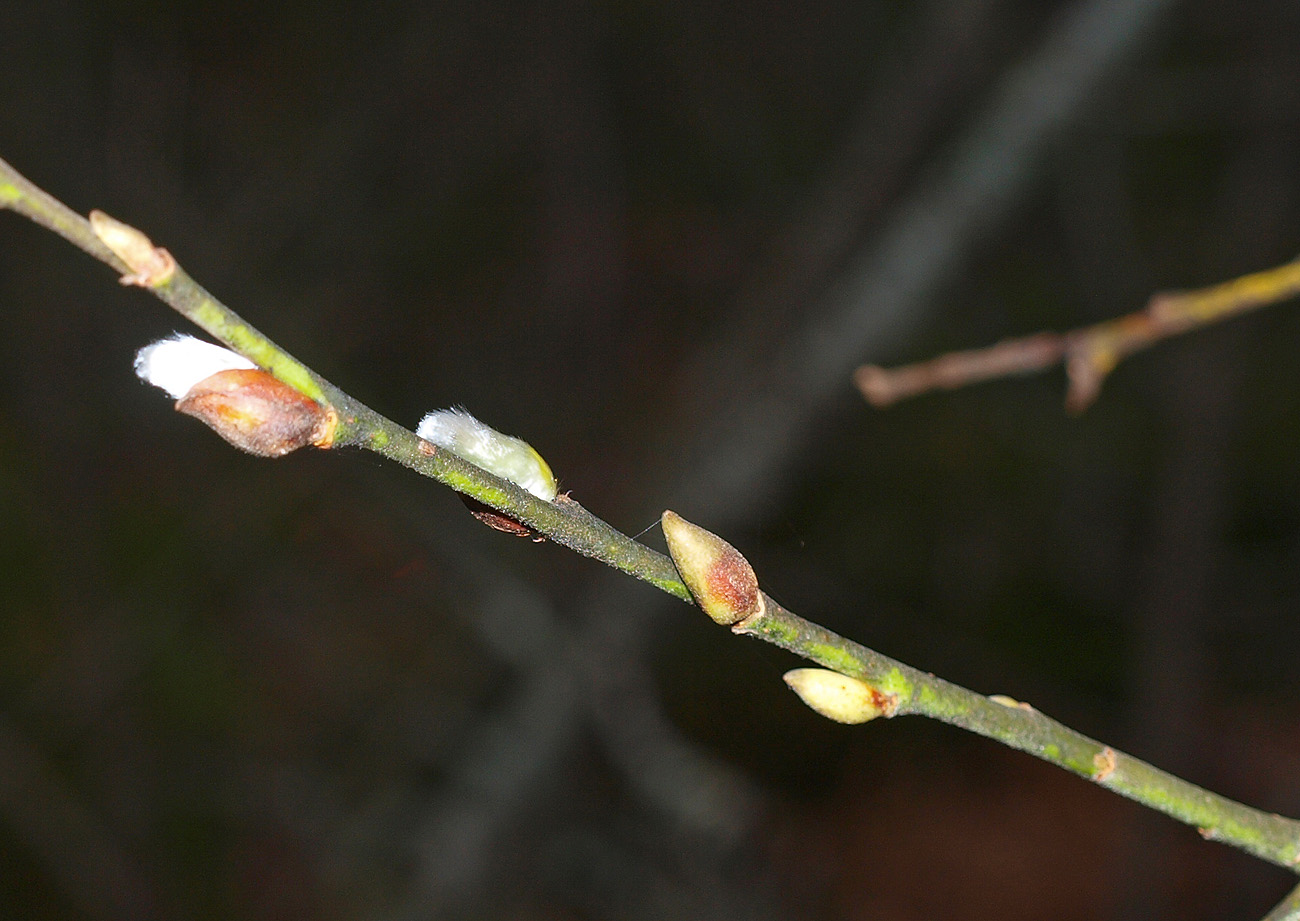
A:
[176, 368, 333, 457]
[705, 545, 761, 623]
[460, 495, 545, 541]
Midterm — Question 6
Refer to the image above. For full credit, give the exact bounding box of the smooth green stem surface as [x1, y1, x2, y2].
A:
[4, 153, 1297, 876]
[0, 158, 126, 268]
[1264, 881, 1300, 921]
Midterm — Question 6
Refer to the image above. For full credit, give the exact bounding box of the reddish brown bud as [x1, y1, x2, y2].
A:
[175, 368, 335, 457]
[661, 510, 762, 625]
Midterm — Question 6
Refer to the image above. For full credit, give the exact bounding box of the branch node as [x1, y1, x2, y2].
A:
[88, 210, 175, 286]
[1091, 746, 1117, 782]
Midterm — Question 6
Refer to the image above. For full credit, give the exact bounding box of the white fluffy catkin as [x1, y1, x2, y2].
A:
[416, 408, 558, 501]
[135, 334, 255, 399]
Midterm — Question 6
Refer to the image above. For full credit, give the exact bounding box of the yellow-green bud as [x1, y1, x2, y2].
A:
[783, 668, 898, 724]
[661, 510, 762, 626]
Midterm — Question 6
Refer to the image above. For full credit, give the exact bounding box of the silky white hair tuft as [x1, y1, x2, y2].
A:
[135, 334, 256, 399]
[417, 408, 558, 501]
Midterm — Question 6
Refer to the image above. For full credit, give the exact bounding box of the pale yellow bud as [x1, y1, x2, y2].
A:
[89, 210, 175, 286]
[783, 668, 898, 724]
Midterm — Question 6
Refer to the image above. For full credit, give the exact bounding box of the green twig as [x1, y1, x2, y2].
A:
[660, 509, 1300, 873]
[1264, 881, 1300, 921]
[4, 154, 1298, 879]
[0, 155, 688, 602]
[741, 593, 1300, 870]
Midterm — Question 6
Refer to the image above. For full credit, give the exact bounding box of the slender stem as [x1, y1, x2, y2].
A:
[739, 593, 1300, 871]
[855, 256, 1300, 412]
[4, 153, 1297, 875]
[1264, 881, 1300, 921]
[0, 158, 127, 269]
[0, 155, 689, 603]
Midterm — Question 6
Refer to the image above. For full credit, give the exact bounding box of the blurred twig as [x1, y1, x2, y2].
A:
[671, 0, 1177, 514]
[855, 255, 1300, 411]
[1264, 881, 1300, 921]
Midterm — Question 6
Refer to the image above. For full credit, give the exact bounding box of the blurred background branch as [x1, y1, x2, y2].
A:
[854, 255, 1300, 411]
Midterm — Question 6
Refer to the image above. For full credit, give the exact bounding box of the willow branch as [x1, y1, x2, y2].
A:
[0, 155, 688, 603]
[659, 511, 1300, 875]
[743, 593, 1300, 870]
[855, 256, 1300, 412]
[5, 154, 1298, 878]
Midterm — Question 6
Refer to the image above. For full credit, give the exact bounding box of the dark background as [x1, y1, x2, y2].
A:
[3, 1, 1300, 918]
